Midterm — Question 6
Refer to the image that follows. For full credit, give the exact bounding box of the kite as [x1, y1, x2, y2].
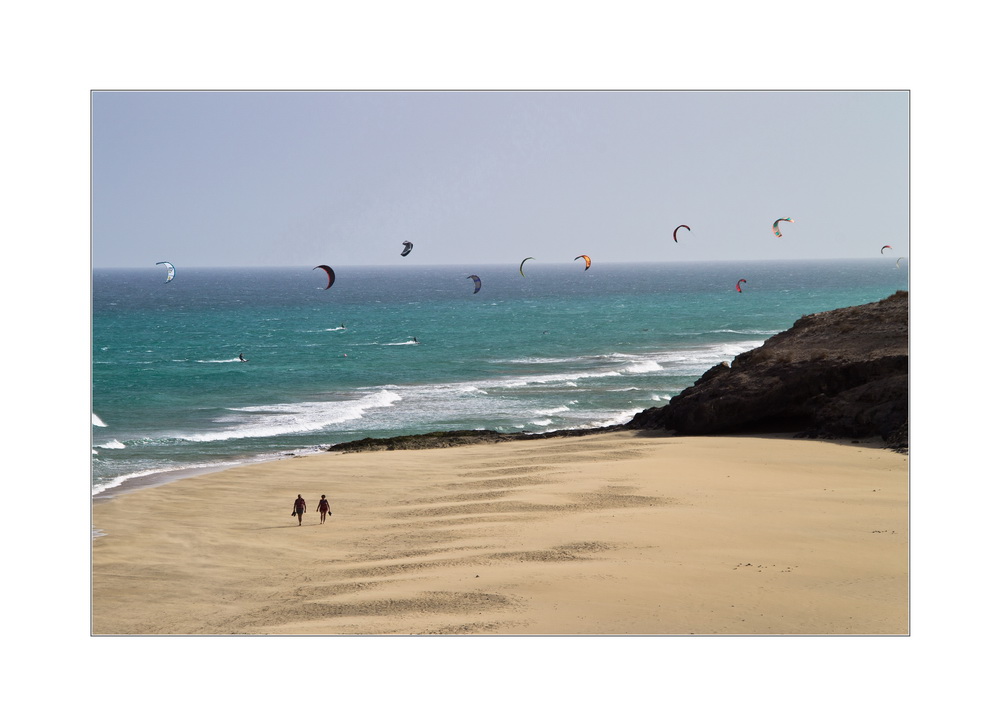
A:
[467, 274, 482, 294]
[896, 257, 905, 268]
[313, 265, 335, 290]
[401, 241, 414, 257]
[519, 257, 535, 277]
[772, 218, 794, 237]
[673, 225, 691, 243]
[881, 245, 892, 255]
[574, 255, 591, 271]
[736, 278, 747, 293]
[156, 261, 175, 283]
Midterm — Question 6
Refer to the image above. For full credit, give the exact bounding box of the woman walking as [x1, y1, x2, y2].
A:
[317, 495, 331, 524]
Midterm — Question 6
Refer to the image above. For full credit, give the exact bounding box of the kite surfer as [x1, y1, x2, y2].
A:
[772, 218, 794, 237]
[238, 353, 247, 362]
[313, 265, 335, 289]
[156, 261, 176, 283]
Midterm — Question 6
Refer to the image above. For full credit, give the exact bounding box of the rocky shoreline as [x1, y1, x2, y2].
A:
[327, 291, 909, 454]
[326, 425, 625, 453]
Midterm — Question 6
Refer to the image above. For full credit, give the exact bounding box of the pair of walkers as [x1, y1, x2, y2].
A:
[291, 494, 331, 525]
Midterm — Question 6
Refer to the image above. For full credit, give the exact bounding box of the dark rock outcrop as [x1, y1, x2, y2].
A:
[325, 426, 619, 454]
[626, 291, 908, 448]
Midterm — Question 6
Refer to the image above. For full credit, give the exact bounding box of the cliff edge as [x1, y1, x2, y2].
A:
[626, 291, 909, 449]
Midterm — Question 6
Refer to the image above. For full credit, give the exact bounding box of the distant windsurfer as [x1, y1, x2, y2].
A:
[238, 353, 247, 362]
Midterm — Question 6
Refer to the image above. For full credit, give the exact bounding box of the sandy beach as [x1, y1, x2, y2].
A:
[92, 431, 908, 635]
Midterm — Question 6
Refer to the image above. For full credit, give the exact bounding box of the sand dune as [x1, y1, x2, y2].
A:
[92, 431, 908, 635]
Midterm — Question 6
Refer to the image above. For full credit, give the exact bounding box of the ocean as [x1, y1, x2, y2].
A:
[92, 259, 908, 497]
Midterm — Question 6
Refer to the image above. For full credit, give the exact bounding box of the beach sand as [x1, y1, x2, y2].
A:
[92, 431, 908, 635]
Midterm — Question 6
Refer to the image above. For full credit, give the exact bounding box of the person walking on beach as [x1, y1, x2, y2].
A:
[317, 495, 331, 524]
[291, 494, 306, 525]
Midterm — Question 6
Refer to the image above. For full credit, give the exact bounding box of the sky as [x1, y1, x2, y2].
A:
[92, 90, 909, 268]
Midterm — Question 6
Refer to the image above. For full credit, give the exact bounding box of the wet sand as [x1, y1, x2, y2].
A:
[91, 431, 908, 635]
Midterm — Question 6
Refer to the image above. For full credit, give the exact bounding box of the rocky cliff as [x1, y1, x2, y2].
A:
[626, 291, 909, 448]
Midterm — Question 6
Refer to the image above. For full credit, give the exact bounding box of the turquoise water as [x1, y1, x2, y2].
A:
[92, 259, 908, 495]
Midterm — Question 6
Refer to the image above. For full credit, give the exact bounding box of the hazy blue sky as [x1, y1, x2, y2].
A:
[92, 90, 908, 268]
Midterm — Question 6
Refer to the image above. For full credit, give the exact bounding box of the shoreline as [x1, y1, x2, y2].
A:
[93, 452, 307, 501]
[94, 418, 904, 503]
[92, 429, 908, 635]
[92, 425, 628, 501]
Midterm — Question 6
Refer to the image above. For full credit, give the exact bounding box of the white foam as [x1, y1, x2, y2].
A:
[92, 464, 188, 496]
[96, 439, 126, 449]
[492, 368, 623, 389]
[711, 329, 783, 335]
[459, 386, 489, 395]
[589, 409, 643, 428]
[176, 389, 403, 442]
[649, 341, 763, 372]
[603, 352, 642, 360]
[92, 413, 108, 427]
[502, 356, 582, 365]
[623, 360, 662, 373]
[535, 405, 570, 416]
[532, 408, 643, 433]
[491, 343, 758, 390]
[91, 449, 322, 497]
